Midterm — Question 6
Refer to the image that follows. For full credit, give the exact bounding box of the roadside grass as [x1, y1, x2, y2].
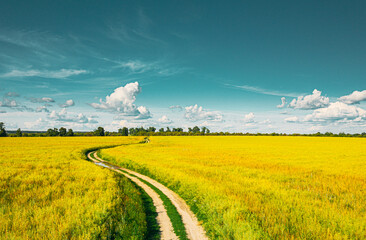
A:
[0, 137, 146, 239]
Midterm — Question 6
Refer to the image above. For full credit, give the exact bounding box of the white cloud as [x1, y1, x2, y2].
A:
[24, 118, 49, 129]
[338, 90, 366, 104]
[243, 112, 255, 123]
[260, 119, 271, 124]
[109, 120, 139, 129]
[49, 108, 98, 123]
[60, 99, 75, 108]
[184, 104, 223, 122]
[30, 97, 55, 103]
[90, 81, 151, 119]
[158, 115, 173, 124]
[119, 60, 149, 72]
[135, 106, 152, 119]
[36, 106, 49, 113]
[304, 101, 366, 122]
[277, 97, 286, 108]
[0, 98, 18, 107]
[169, 105, 183, 111]
[2, 69, 87, 78]
[284, 116, 299, 123]
[289, 89, 329, 110]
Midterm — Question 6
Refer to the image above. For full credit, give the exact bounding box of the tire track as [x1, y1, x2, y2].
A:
[87, 151, 208, 240]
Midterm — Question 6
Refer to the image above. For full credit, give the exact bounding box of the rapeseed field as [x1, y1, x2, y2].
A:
[0, 136, 147, 239]
[101, 136, 366, 239]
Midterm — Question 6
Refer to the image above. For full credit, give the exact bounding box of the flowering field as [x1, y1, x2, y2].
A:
[101, 136, 366, 239]
[0, 136, 147, 239]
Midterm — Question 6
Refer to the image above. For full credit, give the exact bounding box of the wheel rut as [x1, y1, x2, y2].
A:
[87, 151, 208, 240]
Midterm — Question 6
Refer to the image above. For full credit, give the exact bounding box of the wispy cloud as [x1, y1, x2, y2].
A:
[102, 58, 182, 77]
[225, 84, 304, 98]
[2, 69, 88, 78]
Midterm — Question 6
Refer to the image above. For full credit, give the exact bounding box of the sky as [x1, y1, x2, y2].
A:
[1, 0, 366, 133]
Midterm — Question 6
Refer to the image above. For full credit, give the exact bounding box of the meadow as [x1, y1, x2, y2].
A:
[100, 136, 366, 239]
[0, 136, 150, 239]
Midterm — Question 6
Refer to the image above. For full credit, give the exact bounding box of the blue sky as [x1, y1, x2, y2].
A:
[1, 0, 366, 133]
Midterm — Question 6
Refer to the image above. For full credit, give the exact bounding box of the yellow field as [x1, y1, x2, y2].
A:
[0, 136, 147, 239]
[100, 136, 366, 239]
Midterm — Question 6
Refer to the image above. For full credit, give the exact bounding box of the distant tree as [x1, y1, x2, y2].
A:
[129, 128, 136, 136]
[94, 127, 105, 136]
[0, 122, 7, 137]
[119, 127, 129, 136]
[148, 127, 156, 132]
[16, 128, 22, 137]
[201, 127, 207, 134]
[46, 128, 59, 136]
[159, 128, 165, 133]
[67, 129, 74, 136]
[59, 127, 67, 136]
[206, 128, 210, 134]
[192, 126, 200, 133]
[166, 127, 171, 132]
[188, 127, 192, 133]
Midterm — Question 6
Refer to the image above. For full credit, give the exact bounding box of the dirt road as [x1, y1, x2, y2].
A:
[87, 151, 208, 240]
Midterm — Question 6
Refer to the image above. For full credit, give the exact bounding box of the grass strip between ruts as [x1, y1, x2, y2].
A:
[120, 170, 189, 240]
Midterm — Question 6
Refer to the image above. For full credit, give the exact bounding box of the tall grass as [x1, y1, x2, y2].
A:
[0, 136, 148, 239]
[101, 136, 366, 239]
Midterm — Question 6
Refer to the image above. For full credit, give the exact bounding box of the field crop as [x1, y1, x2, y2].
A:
[0, 136, 149, 239]
[100, 136, 366, 239]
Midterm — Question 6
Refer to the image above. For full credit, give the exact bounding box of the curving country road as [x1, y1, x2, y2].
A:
[87, 151, 208, 240]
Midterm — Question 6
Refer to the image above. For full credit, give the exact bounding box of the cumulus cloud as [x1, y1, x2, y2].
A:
[134, 106, 152, 120]
[304, 101, 366, 122]
[184, 104, 223, 122]
[284, 116, 299, 123]
[277, 97, 286, 108]
[289, 89, 329, 110]
[0, 98, 18, 107]
[158, 115, 173, 124]
[49, 108, 98, 123]
[36, 106, 49, 113]
[2, 69, 87, 78]
[260, 119, 271, 124]
[60, 99, 75, 108]
[90, 81, 151, 119]
[169, 105, 183, 111]
[243, 112, 255, 123]
[24, 118, 50, 129]
[338, 90, 366, 104]
[30, 97, 55, 103]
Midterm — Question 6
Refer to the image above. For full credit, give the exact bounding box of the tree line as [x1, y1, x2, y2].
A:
[0, 122, 365, 137]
